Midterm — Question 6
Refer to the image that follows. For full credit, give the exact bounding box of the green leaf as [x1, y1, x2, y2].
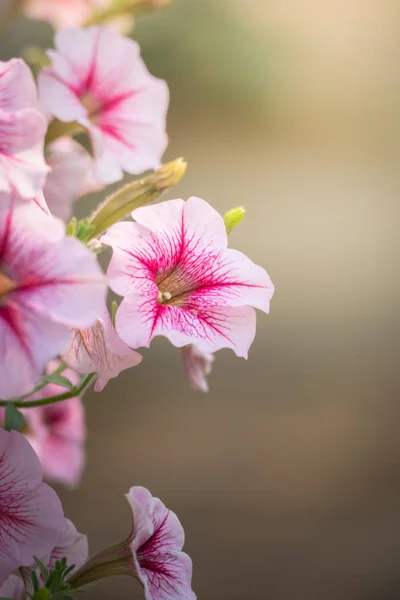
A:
[41, 374, 75, 391]
[4, 404, 25, 432]
[34, 556, 49, 583]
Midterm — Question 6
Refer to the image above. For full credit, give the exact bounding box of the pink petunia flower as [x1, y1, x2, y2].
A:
[126, 486, 196, 600]
[23, 0, 104, 29]
[0, 518, 88, 599]
[21, 361, 86, 487]
[38, 27, 169, 185]
[62, 303, 142, 392]
[0, 429, 65, 586]
[182, 345, 214, 393]
[70, 486, 195, 600]
[43, 137, 100, 221]
[101, 197, 274, 357]
[0, 195, 106, 400]
[0, 58, 48, 198]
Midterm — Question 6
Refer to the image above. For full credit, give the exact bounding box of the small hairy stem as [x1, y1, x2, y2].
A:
[0, 373, 96, 408]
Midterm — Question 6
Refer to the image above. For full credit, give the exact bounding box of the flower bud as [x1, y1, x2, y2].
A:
[224, 206, 246, 234]
[88, 158, 187, 239]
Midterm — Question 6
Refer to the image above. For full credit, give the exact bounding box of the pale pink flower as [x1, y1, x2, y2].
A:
[0, 518, 88, 599]
[21, 362, 86, 487]
[43, 138, 100, 221]
[62, 304, 142, 392]
[0, 58, 48, 198]
[38, 27, 169, 184]
[0, 196, 106, 400]
[126, 486, 196, 600]
[23, 0, 104, 29]
[101, 197, 274, 357]
[0, 429, 65, 586]
[182, 345, 214, 393]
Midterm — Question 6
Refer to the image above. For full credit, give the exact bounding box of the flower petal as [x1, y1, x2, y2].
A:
[0, 58, 39, 111]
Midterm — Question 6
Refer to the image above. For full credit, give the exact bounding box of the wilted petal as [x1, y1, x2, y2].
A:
[182, 345, 214, 393]
[63, 305, 142, 392]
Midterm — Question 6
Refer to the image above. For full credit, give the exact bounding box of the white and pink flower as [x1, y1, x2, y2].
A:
[182, 345, 214, 393]
[38, 27, 169, 185]
[62, 304, 142, 392]
[101, 197, 274, 357]
[0, 58, 48, 198]
[0, 429, 65, 585]
[0, 196, 106, 400]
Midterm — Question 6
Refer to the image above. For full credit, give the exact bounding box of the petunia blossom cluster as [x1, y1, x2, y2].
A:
[0, 1, 274, 598]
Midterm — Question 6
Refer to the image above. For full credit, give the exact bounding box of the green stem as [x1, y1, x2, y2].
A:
[13, 362, 67, 403]
[0, 373, 96, 408]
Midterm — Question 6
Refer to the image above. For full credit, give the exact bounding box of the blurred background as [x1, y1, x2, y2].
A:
[2, 0, 400, 598]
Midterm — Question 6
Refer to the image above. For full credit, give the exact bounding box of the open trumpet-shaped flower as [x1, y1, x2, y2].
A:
[62, 304, 142, 392]
[102, 197, 274, 357]
[126, 487, 196, 600]
[38, 26, 169, 184]
[69, 486, 195, 600]
[0, 196, 106, 400]
[0, 429, 65, 586]
[0, 58, 48, 198]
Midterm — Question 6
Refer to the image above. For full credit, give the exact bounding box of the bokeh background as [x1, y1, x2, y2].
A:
[1, 0, 400, 598]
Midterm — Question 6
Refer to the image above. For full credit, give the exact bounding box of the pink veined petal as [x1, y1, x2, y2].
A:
[0, 107, 47, 153]
[1, 204, 106, 327]
[127, 487, 195, 600]
[116, 290, 256, 358]
[38, 68, 88, 123]
[62, 305, 142, 391]
[101, 221, 166, 297]
[138, 550, 195, 600]
[0, 58, 38, 111]
[0, 431, 65, 582]
[0, 304, 70, 399]
[133, 196, 227, 250]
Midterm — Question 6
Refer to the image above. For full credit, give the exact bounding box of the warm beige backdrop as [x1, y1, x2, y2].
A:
[1, 0, 400, 598]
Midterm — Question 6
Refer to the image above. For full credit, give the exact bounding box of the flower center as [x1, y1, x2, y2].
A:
[0, 271, 17, 304]
[81, 93, 102, 123]
[156, 266, 193, 307]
